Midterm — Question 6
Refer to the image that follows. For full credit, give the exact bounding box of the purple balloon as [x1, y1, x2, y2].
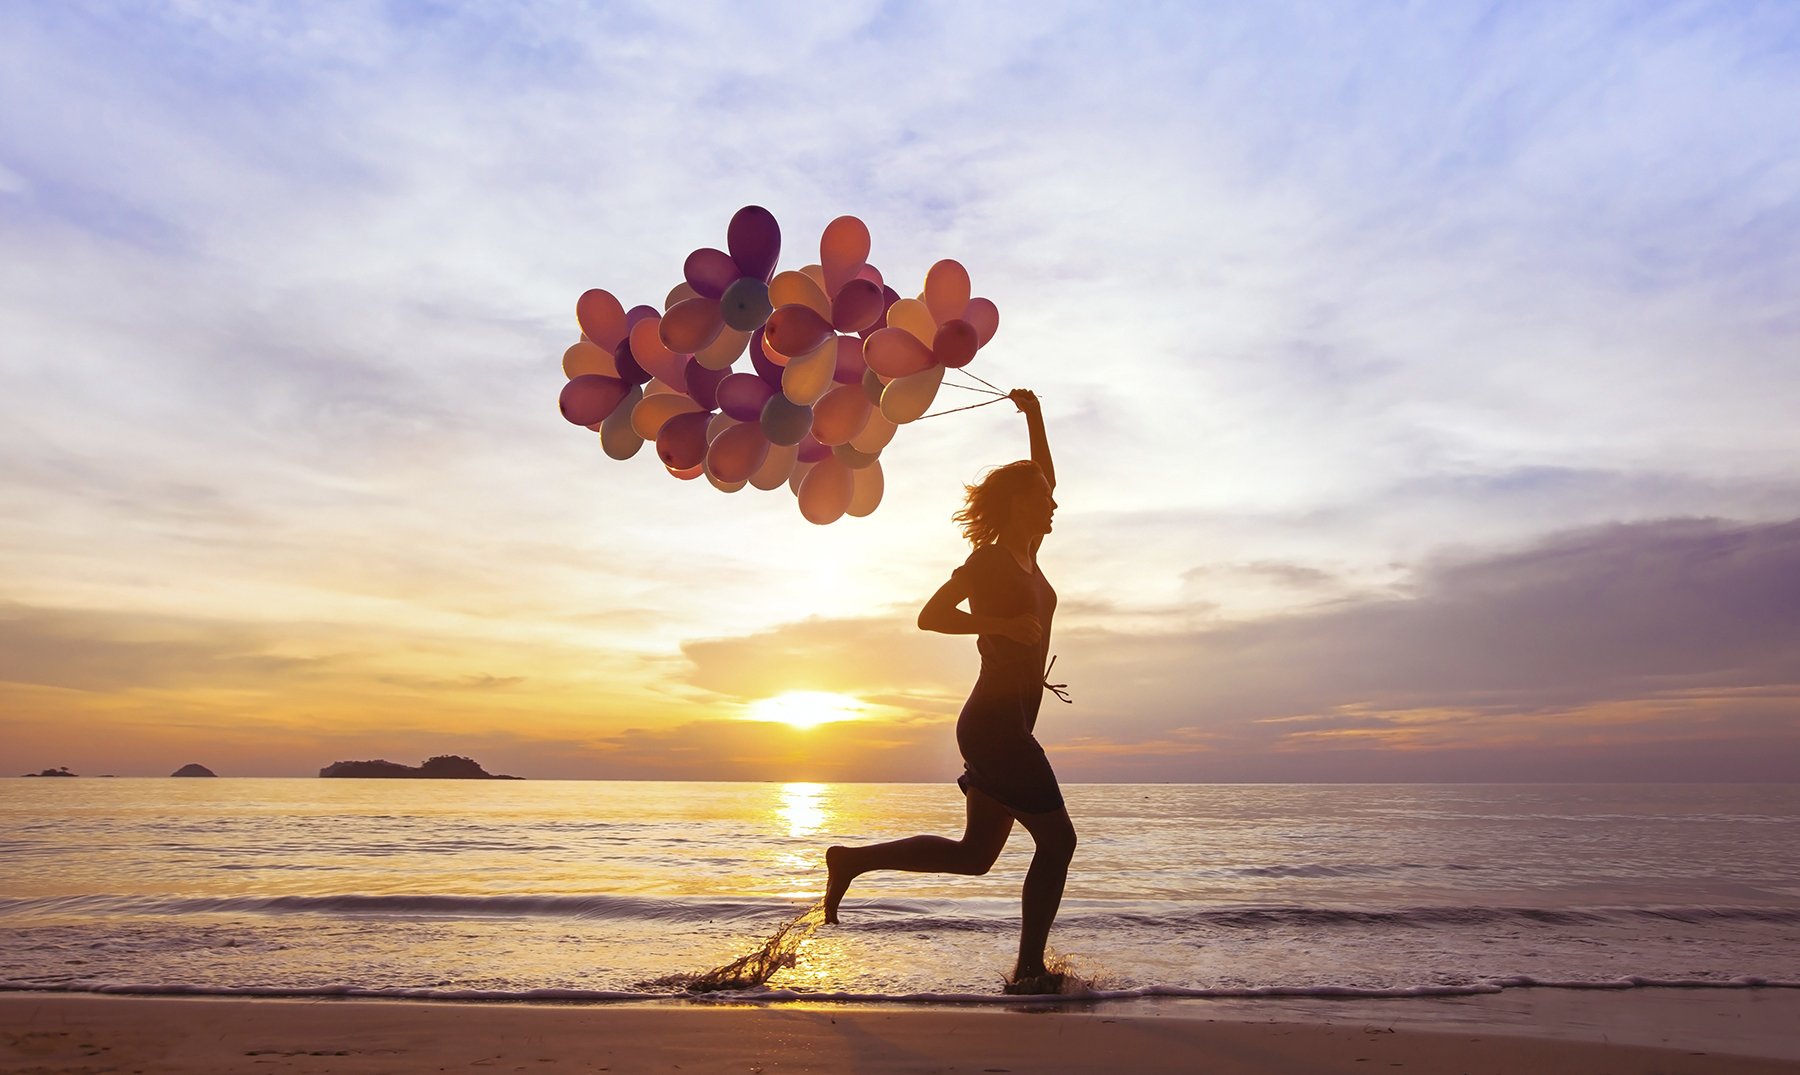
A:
[559, 374, 628, 426]
[749, 327, 784, 387]
[625, 304, 659, 330]
[612, 339, 651, 386]
[656, 410, 712, 471]
[796, 434, 831, 464]
[760, 393, 812, 446]
[832, 334, 867, 385]
[728, 205, 781, 283]
[684, 361, 732, 411]
[716, 372, 776, 421]
[684, 247, 741, 300]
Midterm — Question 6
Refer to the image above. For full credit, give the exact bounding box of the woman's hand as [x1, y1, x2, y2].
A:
[996, 613, 1043, 647]
[1008, 388, 1040, 415]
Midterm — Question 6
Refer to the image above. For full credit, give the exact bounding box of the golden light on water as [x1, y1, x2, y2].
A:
[776, 782, 828, 838]
[745, 691, 865, 730]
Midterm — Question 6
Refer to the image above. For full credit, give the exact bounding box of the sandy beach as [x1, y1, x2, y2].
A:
[5, 993, 1798, 1075]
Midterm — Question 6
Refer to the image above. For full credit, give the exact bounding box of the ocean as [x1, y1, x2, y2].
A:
[2, 780, 1796, 1003]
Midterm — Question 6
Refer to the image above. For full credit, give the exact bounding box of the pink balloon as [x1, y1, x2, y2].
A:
[796, 434, 831, 463]
[854, 264, 884, 287]
[685, 362, 732, 410]
[706, 421, 771, 484]
[728, 205, 781, 282]
[831, 278, 884, 333]
[765, 304, 835, 358]
[797, 456, 855, 525]
[963, 297, 1000, 346]
[660, 296, 724, 355]
[683, 248, 741, 299]
[864, 326, 936, 378]
[832, 333, 867, 384]
[559, 374, 629, 426]
[625, 304, 659, 330]
[716, 372, 775, 421]
[576, 289, 627, 350]
[811, 383, 873, 446]
[933, 319, 979, 369]
[656, 410, 712, 471]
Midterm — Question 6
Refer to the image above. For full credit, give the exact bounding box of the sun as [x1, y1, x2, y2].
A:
[746, 691, 865, 730]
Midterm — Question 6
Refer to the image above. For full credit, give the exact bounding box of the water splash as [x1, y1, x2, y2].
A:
[651, 900, 828, 994]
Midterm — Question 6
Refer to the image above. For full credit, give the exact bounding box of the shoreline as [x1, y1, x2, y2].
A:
[5, 991, 1798, 1074]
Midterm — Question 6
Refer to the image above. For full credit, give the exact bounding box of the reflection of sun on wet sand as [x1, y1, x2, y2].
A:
[6, 994, 1797, 1075]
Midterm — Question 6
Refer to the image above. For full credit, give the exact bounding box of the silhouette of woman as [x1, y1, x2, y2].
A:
[823, 388, 1074, 993]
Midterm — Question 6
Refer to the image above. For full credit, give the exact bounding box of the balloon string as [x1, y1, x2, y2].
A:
[950, 366, 1005, 396]
[942, 380, 1006, 396]
[916, 394, 1009, 420]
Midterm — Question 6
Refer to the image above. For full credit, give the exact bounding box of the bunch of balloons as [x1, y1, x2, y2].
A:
[556, 206, 1000, 524]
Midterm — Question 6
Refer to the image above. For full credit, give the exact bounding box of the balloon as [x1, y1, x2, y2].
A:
[625, 304, 659, 330]
[820, 215, 871, 296]
[630, 317, 689, 386]
[963, 297, 1000, 346]
[656, 410, 711, 471]
[612, 338, 651, 386]
[631, 390, 703, 440]
[750, 441, 797, 490]
[706, 410, 734, 443]
[685, 361, 732, 410]
[787, 458, 815, 496]
[855, 263, 885, 287]
[884, 297, 936, 347]
[768, 271, 831, 319]
[661, 296, 724, 355]
[880, 363, 944, 424]
[833, 442, 879, 470]
[765, 304, 835, 358]
[832, 333, 867, 384]
[600, 385, 646, 460]
[760, 393, 813, 446]
[749, 327, 785, 383]
[849, 408, 896, 454]
[797, 456, 854, 525]
[716, 372, 775, 421]
[563, 340, 615, 379]
[933, 318, 978, 368]
[800, 263, 829, 296]
[577, 289, 627, 350]
[861, 366, 885, 405]
[847, 459, 884, 517]
[811, 382, 873, 445]
[560, 374, 629, 426]
[707, 471, 748, 493]
[924, 259, 971, 324]
[683, 247, 740, 299]
[864, 326, 936, 378]
[830, 277, 884, 333]
[664, 281, 698, 311]
[781, 339, 837, 405]
[796, 434, 832, 463]
[666, 461, 705, 481]
[720, 277, 773, 332]
[694, 326, 749, 370]
[728, 205, 781, 282]
[705, 420, 770, 484]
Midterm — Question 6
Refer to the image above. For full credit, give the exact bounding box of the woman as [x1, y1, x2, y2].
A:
[823, 388, 1074, 993]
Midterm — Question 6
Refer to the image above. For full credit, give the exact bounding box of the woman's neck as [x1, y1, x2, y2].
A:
[994, 530, 1034, 569]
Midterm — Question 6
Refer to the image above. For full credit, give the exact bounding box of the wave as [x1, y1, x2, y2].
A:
[7, 893, 1799, 930]
[2, 975, 1795, 1004]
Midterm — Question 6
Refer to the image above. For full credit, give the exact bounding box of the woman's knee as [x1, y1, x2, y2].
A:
[1029, 817, 1076, 860]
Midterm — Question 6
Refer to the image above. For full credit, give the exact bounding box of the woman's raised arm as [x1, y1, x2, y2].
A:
[1009, 389, 1054, 492]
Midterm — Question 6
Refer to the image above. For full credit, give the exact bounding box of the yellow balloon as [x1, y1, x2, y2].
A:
[885, 298, 937, 347]
[665, 281, 699, 311]
[847, 460, 884, 517]
[599, 385, 645, 461]
[781, 340, 838, 406]
[768, 270, 831, 319]
[880, 363, 945, 424]
[751, 442, 798, 491]
[849, 409, 896, 454]
[631, 391, 702, 440]
[797, 456, 855, 525]
[694, 327, 750, 370]
[787, 458, 816, 496]
[562, 340, 616, 379]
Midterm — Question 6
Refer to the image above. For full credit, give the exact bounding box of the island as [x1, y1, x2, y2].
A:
[23, 767, 77, 777]
[317, 755, 521, 780]
[171, 763, 217, 777]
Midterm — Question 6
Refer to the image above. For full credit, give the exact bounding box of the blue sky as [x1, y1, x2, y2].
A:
[2, 1, 1797, 779]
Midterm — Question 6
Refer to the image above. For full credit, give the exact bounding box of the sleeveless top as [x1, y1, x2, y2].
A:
[952, 543, 1057, 698]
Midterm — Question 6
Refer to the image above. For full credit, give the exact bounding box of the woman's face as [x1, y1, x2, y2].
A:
[1009, 472, 1057, 536]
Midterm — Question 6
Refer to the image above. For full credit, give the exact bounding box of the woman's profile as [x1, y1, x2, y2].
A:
[823, 388, 1074, 993]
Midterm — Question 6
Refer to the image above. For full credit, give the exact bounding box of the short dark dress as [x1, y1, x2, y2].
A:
[951, 543, 1062, 815]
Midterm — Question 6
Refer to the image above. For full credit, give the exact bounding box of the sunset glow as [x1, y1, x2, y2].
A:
[746, 693, 866, 732]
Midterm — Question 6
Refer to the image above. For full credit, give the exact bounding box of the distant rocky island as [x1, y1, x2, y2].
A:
[318, 755, 521, 780]
[171, 764, 217, 777]
[23, 767, 77, 778]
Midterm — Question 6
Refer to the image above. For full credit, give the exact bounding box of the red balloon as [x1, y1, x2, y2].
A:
[933, 319, 979, 368]
[660, 296, 724, 355]
[706, 421, 771, 484]
[796, 434, 831, 463]
[656, 410, 712, 471]
[864, 326, 936, 378]
[683, 248, 741, 300]
[559, 374, 629, 426]
[685, 362, 732, 410]
[831, 278, 884, 333]
[576, 289, 627, 350]
[716, 372, 775, 421]
[728, 205, 781, 282]
[765, 304, 835, 358]
[832, 334, 867, 384]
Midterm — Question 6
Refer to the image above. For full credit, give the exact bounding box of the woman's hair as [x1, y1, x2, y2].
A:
[952, 460, 1043, 548]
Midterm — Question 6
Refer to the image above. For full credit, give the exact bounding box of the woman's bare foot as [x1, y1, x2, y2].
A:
[822, 845, 853, 924]
[1002, 968, 1067, 995]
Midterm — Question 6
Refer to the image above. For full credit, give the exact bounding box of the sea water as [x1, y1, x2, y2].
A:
[2, 780, 1796, 1001]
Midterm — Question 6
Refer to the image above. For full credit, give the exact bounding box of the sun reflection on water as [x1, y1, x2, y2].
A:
[777, 782, 828, 838]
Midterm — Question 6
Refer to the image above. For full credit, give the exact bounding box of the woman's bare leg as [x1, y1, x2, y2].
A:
[823, 788, 1013, 923]
[1009, 806, 1077, 982]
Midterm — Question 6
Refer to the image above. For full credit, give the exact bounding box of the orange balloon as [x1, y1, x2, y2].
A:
[705, 420, 771, 484]
[811, 382, 873, 446]
[750, 442, 798, 490]
[847, 460, 884, 517]
[884, 297, 937, 347]
[781, 340, 838, 406]
[562, 340, 616, 379]
[576, 289, 627, 350]
[849, 409, 896, 454]
[666, 462, 705, 481]
[631, 317, 689, 386]
[630, 391, 703, 440]
[694, 326, 749, 371]
[660, 296, 724, 354]
[880, 363, 944, 424]
[864, 326, 936, 378]
[664, 281, 699, 311]
[768, 270, 831, 318]
[765, 304, 835, 358]
[800, 263, 829, 298]
[820, 215, 871, 297]
[797, 456, 855, 525]
[924, 259, 972, 324]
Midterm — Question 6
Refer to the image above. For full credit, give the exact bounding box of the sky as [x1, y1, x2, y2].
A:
[2, 1, 1797, 782]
